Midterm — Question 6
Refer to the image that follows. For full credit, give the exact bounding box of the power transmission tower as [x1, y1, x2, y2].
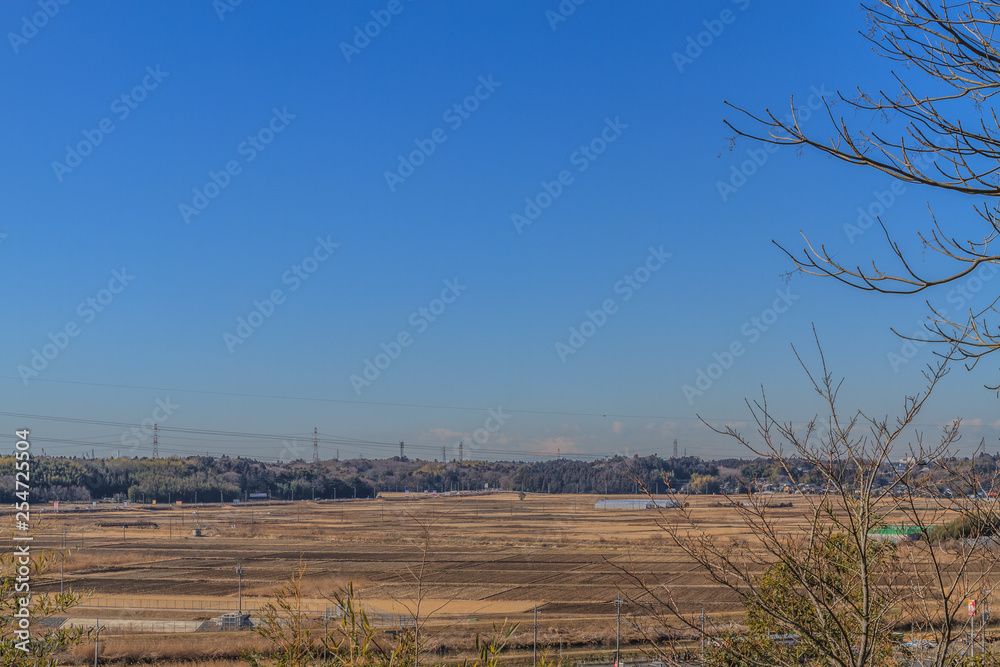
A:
[312, 427, 319, 463]
[673, 439, 678, 459]
[442, 445, 445, 462]
[400, 441, 404, 459]
[459, 441, 463, 462]
[153, 423, 158, 458]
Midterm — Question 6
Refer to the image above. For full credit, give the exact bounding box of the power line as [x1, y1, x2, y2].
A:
[0, 374, 694, 421]
[0, 375, 980, 436]
[0, 410, 392, 447]
[0, 411, 692, 461]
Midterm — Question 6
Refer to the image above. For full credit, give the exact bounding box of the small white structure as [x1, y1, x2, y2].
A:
[595, 499, 680, 510]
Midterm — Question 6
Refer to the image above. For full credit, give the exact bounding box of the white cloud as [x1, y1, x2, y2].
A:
[422, 427, 465, 441]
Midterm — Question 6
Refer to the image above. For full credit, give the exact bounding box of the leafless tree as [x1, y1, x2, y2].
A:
[383, 508, 472, 667]
[727, 0, 1000, 389]
[616, 335, 1000, 666]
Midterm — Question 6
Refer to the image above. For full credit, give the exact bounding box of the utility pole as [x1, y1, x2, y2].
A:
[615, 593, 623, 667]
[985, 591, 990, 657]
[94, 619, 99, 667]
[237, 560, 243, 614]
[699, 608, 707, 662]
[969, 598, 977, 658]
[983, 592, 990, 661]
[533, 604, 537, 666]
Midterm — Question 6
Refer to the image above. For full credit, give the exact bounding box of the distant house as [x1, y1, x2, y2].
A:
[894, 455, 928, 475]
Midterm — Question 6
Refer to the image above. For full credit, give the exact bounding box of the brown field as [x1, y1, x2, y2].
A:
[11, 492, 986, 665]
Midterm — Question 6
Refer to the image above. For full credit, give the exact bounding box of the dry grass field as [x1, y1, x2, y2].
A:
[12, 491, 987, 665]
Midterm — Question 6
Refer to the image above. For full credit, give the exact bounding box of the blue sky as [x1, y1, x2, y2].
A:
[3, 0, 999, 461]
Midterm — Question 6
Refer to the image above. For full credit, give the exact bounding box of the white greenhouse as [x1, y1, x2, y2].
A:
[594, 499, 680, 510]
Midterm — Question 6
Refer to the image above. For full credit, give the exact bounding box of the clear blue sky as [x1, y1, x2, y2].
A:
[3, 1, 998, 461]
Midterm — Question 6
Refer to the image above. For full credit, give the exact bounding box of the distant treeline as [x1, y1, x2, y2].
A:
[2, 451, 998, 504]
[0, 456, 371, 504]
[0, 454, 720, 504]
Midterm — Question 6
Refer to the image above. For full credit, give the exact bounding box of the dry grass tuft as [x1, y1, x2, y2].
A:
[63, 550, 154, 573]
[62, 632, 266, 665]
